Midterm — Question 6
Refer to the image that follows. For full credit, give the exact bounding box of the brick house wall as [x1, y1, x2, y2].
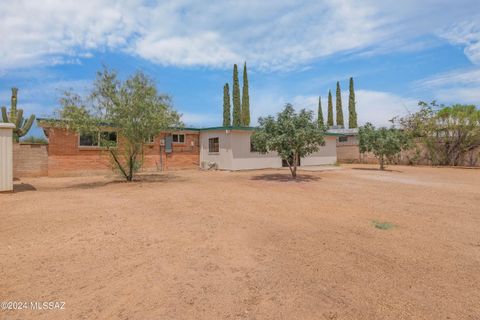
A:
[43, 127, 200, 176]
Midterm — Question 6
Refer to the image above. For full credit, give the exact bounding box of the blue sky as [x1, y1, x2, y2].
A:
[0, 0, 479, 138]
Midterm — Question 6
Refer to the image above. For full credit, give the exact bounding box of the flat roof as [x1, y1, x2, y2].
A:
[37, 119, 345, 136]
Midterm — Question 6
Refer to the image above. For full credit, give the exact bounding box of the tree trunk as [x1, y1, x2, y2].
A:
[380, 156, 385, 170]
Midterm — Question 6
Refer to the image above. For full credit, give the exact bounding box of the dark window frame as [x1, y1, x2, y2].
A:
[172, 133, 185, 144]
[79, 131, 118, 148]
[338, 136, 348, 143]
[208, 137, 219, 153]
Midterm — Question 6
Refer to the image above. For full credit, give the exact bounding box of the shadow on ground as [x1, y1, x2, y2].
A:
[251, 173, 321, 182]
[351, 167, 403, 173]
[13, 183, 37, 193]
[65, 173, 189, 190]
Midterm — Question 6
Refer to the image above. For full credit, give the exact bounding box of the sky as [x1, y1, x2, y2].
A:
[0, 0, 479, 138]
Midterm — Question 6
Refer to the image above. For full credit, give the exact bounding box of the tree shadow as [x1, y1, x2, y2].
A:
[251, 173, 321, 182]
[13, 183, 37, 193]
[351, 167, 403, 173]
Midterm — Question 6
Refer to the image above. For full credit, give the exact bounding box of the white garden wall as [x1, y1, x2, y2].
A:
[0, 123, 15, 192]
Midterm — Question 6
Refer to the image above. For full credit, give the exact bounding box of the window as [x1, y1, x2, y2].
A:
[100, 131, 118, 147]
[145, 135, 155, 144]
[79, 132, 98, 147]
[338, 136, 348, 143]
[208, 137, 219, 153]
[79, 131, 117, 148]
[172, 134, 185, 143]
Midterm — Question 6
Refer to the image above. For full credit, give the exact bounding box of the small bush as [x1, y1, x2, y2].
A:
[372, 220, 394, 230]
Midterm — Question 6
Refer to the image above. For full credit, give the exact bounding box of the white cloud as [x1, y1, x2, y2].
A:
[355, 90, 419, 126]
[438, 17, 480, 65]
[1, 0, 479, 71]
[180, 112, 220, 127]
[416, 68, 480, 105]
[249, 88, 419, 127]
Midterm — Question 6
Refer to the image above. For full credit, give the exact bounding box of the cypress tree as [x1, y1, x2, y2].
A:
[348, 77, 358, 128]
[336, 81, 344, 127]
[327, 90, 334, 127]
[241, 62, 250, 126]
[317, 96, 324, 127]
[232, 64, 242, 126]
[223, 83, 231, 126]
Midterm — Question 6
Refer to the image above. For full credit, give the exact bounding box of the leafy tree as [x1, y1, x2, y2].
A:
[348, 77, 357, 128]
[1, 88, 35, 142]
[336, 81, 344, 127]
[327, 90, 334, 127]
[317, 96, 324, 127]
[46, 68, 181, 181]
[223, 83, 231, 126]
[241, 62, 250, 126]
[359, 123, 410, 170]
[251, 104, 325, 179]
[400, 101, 480, 166]
[232, 64, 242, 126]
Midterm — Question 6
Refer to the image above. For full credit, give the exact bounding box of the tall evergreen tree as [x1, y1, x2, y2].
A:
[232, 64, 242, 126]
[317, 96, 324, 127]
[348, 77, 358, 128]
[327, 90, 334, 127]
[241, 62, 250, 126]
[223, 83, 231, 126]
[336, 81, 344, 127]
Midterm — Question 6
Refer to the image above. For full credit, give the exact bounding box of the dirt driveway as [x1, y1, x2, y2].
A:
[1, 165, 479, 319]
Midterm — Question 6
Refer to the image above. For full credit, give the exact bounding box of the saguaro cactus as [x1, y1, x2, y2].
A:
[1, 88, 35, 142]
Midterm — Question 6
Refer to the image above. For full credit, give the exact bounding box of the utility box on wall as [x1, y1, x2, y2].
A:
[0, 123, 15, 192]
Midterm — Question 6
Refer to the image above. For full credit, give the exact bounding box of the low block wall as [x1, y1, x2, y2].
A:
[337, 145, 361, 163]
[13, 143, 48, 177]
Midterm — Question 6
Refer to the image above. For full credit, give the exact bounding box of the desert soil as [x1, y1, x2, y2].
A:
[1, 165, 479, 319]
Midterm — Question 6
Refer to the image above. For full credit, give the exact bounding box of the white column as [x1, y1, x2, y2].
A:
[0, 123, 15, 192]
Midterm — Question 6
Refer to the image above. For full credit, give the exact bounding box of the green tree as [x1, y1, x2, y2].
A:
[348, 77, 357, 128]
[251, 104, 325, 179]
[241, 62, 250, 126]
[336, 81, 344, 127]
[317, 96, 324, 127]
[327, 90, 334, 127]
[400, 102, 480, 166]
[359, 123, 410, 170]
[223, 83, 231, 126]
[232, 64, 242, 126]
[1, 88, 35, 142]
[45, 68, 181, 181]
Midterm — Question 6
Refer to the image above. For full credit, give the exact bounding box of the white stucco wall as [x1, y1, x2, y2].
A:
[200, 130, 233, 170]
[301, 136, 337, 166]
[0, 123, 15, 192]
[199, 129, 338, 170]
[230, 131, 282, 170]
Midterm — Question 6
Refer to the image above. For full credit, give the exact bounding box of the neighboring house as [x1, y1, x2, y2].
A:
[37, 120, 343, 176]
[199, 126, 340, 170]
[329, 128, 360, 163]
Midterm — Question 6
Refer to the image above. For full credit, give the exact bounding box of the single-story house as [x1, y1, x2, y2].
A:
[37, 119, 343, 176]
[199, 126, 339, 170]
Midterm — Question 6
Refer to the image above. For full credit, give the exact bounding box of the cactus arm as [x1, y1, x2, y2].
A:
[1, 106, 9, 122]
[15, 109, 23, 128]
[19, 114, 35, 138]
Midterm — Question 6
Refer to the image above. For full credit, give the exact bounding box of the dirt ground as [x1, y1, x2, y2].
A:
[1, 165, 479, 319]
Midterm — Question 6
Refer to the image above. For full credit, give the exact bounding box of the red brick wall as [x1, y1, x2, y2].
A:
[44, 128, 200, 176]
[13, 143, 48, 177]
